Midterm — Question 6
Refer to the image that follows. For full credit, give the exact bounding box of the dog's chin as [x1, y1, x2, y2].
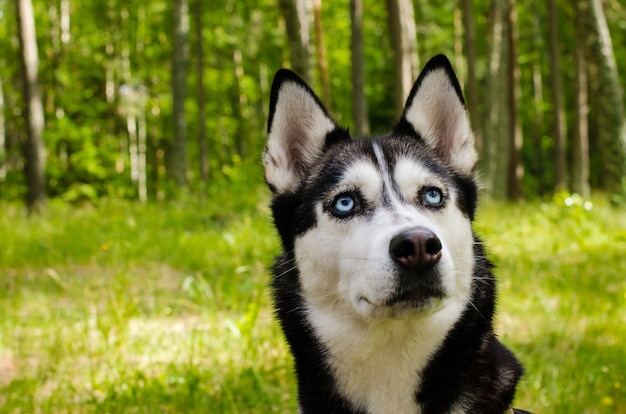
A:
[355, 290, 446, 319]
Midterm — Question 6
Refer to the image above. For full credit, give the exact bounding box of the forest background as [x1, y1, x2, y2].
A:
[1, 0, 626, 413]
[2, 0, 626, 208]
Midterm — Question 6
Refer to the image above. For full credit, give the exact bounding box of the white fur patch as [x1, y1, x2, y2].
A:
[394, 157, 445, 203]
[337, 160, 383, 204]
[294, 151, 475, 413]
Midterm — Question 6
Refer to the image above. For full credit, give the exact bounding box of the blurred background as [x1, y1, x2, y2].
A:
[2, 0, 626, 208]
[1, 0, 625, 413]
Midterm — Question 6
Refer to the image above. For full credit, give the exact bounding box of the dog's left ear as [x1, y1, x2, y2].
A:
[397, 55, 477, 175]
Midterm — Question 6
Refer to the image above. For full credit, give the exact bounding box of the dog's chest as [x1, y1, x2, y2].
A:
[307, 302, 463, 414]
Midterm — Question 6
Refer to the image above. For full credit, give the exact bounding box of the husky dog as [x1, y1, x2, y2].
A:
[263, 55, 527, 414]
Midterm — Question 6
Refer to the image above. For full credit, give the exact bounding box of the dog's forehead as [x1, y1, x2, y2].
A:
[337, 158, 383, 200]
[311, 137, 446, 200]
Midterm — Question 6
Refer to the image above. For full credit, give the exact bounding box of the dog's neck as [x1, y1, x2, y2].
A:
[304, 297, 467, 413]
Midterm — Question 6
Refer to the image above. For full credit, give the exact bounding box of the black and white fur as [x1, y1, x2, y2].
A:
[263, 55, 527, 414]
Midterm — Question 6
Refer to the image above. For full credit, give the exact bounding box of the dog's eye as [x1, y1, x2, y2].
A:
[422, 187, 445, 207]
[334, 194, 356, 215]
[330, 192, 361, 217]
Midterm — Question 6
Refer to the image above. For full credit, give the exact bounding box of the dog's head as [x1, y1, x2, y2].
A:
[264, 55, 478, 320]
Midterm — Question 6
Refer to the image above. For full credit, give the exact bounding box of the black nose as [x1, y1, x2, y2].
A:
[389, 227, 442, 270]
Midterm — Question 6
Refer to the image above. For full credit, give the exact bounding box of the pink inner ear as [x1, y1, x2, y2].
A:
[264, 81, 337, 193]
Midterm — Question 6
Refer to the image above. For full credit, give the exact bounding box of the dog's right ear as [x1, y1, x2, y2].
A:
[264, 69, 340, 194]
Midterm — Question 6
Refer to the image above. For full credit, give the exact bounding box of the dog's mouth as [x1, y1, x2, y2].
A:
[385, 285, 445, 308]
[358, 284, 446, 317]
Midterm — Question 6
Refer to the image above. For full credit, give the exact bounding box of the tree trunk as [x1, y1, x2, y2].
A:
[547, 0, 567, 192]
[169, 0, 189, 188]
[278, 0, 312, 83]
[137, 100, 148, 202]
[350, 0, 369, 136]
[0, 74, 5, 181]
[505, 0, 523, 201]
[194, 0, 209, 183]
[313, 0, 331, 110]
[573, 0, 590, 198]
[531, 7, 546, 194]
[461, 0, 481, 153]
[484, 0, 507, 199]
[386, 0, 419, 116]
[16, 0, 46, 213]
[586, 0, 626, 193]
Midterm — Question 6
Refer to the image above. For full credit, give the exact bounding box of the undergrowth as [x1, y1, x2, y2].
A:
[0, 190, 624, 413]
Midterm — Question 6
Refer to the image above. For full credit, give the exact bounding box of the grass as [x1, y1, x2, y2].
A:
[1, 187, 625, 413]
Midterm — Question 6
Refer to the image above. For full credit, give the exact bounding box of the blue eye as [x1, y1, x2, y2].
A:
[333, 194, 356, 215]
[423, 188, 444, 206]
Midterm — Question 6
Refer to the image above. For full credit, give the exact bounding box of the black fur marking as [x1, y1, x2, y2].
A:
[416, 240, 524, 413]
[272, 255, 365, 414]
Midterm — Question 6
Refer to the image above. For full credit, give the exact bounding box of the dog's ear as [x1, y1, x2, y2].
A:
[397, 54, 477, 175]
[264, 69, 341, 194]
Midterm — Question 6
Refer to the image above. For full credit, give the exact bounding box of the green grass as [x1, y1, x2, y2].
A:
[1, 190, 625, 413]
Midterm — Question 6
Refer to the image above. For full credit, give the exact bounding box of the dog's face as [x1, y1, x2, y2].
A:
[265, 56, 478, 321]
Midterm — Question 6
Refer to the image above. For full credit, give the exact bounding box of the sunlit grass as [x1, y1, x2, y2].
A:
[1, 191, 625, 413]
[476, 195, 626, 413]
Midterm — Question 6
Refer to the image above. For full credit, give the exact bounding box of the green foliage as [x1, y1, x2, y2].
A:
[2, 0, 626, 203]
[1, 189, 625, 413]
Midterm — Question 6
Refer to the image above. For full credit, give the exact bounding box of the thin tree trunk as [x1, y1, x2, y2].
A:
[548, 0, 567, 192]
[453, 6, 464, 83]
[16, 0, 46, 213]
[136, 2, 147, 201]
[278, 0, 312, 83]
[119, 4, 133, 182]
[125, 101, 139, 183]
[586, 0, 626, 192]
[232, 48, 248, 157]
[0, 74, 5, 181]
[194, 0, 209, 183]
[350, 0, 369, 136]
[461, 0, 481, 153]
[105, 0, 116, 104]
[505, 0, 523, 201]
[573, 0, 590, 198]
[313, 0, 331, 110]
[386, 0, 419, 116]
[137, 104, 147, 202]
[531, 6, 546, 194]
[169, 0, 189, 188]
[485, 0, 507, 199]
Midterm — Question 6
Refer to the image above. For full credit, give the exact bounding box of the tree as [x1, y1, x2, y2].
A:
[505, 0, 523, 200]
[169, 0, 190, 188]
[586, 0, 626, 193]
[278, 0, 311, 83]
[15, 0, 46, 213]
[386, 0, 419, 116]
[0, 74, 5, 181]
[194, 0, 209, 183]
[461, 0, 480, 153]
[547, 0, 567, 192]
[484, 0, 507, 199]
[313, 0, 331, 110]
[350, 0, 369, 136]
[573, 0, 591, 198]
